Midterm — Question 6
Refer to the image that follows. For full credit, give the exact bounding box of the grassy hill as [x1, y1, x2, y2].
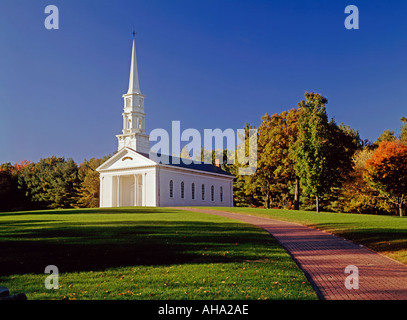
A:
[0, 207, 317, 300]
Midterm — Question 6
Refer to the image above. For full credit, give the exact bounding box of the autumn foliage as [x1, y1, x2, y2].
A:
[365, 141, 407, 216]
[232, 93, 405, 215]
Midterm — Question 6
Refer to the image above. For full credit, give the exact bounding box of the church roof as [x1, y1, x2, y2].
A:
[137, 151, 234, 177]
[97, 147, 234, 178]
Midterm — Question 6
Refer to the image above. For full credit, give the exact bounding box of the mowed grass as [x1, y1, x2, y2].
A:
[0, 208, 317, 300]
[208, 207, 407, 265]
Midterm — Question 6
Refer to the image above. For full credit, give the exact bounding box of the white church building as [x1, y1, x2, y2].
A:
[96, 37, 234, 207]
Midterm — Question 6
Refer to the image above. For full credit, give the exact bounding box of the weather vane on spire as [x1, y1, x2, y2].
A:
[132, 26, 137, 39]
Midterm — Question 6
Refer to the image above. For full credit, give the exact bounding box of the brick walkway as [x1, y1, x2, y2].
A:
[178, 207, 407, 300]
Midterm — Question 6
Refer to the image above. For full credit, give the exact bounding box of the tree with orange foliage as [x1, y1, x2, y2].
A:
[13, 160, 31, 172]
[365, 141, 407, 216]
[339, 148, 393, 215]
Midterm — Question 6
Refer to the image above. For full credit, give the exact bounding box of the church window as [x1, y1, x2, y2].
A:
[220, 187, 223, 202]
[169, 180, 174, 198]
[211, 185, 214, 201]
[202, 184, 205, 201]
[192, 183, 195, 200]
[181, 181, 185, 199]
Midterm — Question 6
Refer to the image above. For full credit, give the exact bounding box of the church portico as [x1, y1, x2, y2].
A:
[113, 174, 142, 207]
[99, 166, 156, 208]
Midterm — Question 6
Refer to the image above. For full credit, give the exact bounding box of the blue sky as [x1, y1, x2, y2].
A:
[1, 0, 406, 164]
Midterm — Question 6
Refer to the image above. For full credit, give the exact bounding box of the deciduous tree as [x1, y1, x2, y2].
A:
[249, 108, 300, 209]
[230, 124, 263, 207]
[291, 92, 359, 212]
[77, 156, 110, 208]
[339, 148, 392, 214]
[375, 129, 397, 145]
[365, 141, 407, 216]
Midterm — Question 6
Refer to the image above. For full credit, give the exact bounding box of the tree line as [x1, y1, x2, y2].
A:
[0, 156, 110, 212]
[1, 91, 406, 216]
[222, 92, 407, 216]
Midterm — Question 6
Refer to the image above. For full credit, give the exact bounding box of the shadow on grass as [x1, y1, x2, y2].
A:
[0, 207, 175, 217]
[338, 230, 407, 253]
[306, 222, 407, 254]
[0, 219, 276, 276]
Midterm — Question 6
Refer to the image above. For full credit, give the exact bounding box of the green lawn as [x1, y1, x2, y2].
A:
[0, 207, 317, 300]
[207, 207, 407, 265]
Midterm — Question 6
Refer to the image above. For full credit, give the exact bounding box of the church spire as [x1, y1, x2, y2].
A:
[117, 35, 149, 153]
[127, 37, 141, 95]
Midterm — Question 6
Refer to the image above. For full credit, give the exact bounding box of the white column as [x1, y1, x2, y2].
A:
[117, 176, 121, 207]
[111, 176, 115, 207]
[134, 174, 138, 206]
[100, 176, 104, 208]
[144, 173, 147, 206]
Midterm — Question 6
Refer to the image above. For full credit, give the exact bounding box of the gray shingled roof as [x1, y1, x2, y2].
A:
[138, 151, 233, 177]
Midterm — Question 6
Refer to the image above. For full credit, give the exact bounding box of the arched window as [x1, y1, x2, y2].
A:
[181, 181, 185, 199]
[202, 184, 205, 201]
[192, 183, 195, 200]
[220, 186, 223, 202]
[169, 180, 174, 198]
[211, 185, 214, 201]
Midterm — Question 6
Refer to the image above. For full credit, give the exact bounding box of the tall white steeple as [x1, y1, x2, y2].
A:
[116, 35, 150, 154]
[127, 38, 141, 95]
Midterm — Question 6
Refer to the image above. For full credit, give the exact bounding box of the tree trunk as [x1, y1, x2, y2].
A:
[294, 178, 300, 210]
[399, 203, 405, 217]
[266, 181, 271, 209]
[315, 195, 319, 213]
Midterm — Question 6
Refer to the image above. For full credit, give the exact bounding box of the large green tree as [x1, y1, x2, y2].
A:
[19, 156, 80, 209]
[291, 92, 359, 212]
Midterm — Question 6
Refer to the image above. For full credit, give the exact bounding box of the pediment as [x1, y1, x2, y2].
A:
[96, 148, 156, 172]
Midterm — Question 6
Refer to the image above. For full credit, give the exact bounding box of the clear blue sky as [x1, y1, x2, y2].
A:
[1, 0, 406, 164]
